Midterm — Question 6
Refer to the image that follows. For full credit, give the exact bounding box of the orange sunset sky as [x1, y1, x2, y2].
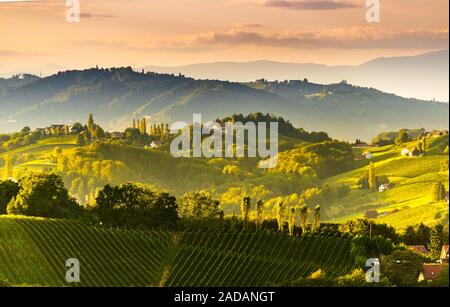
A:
[0, 0, 448, 76]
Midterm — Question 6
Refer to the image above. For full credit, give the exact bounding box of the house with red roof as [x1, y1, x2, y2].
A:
[418, 264, 448, 282]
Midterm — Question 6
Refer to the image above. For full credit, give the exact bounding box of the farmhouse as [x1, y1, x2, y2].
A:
[400, 147, 421, 158]
[401, 148, 410, 157]
[440, 245, 449, 263]
[408, 245, 428, 256]
[379, 184, 390, 193]
[111, 132, 124, 139]
[362, 151, 373, 159]
[418, 264, 448, 282]
[427, 130, 448, 138]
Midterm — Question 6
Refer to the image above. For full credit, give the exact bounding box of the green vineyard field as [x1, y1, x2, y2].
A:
[0, 216, 353, 287]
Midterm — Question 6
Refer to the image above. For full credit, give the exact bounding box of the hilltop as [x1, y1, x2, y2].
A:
[0, 67, 448, 140]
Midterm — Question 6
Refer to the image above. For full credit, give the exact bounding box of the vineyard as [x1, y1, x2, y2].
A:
[0, 216, 353, 287]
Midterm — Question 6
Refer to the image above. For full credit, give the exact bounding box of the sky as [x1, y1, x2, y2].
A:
[0, 0, 448, 76]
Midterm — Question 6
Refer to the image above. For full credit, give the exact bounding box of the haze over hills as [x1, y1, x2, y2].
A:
[0, 67, 448, 141]
[145, 50, 449, 102]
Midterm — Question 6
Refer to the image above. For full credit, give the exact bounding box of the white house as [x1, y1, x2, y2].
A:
[401, 148, 410, 157]
[379, 184, 390, 192]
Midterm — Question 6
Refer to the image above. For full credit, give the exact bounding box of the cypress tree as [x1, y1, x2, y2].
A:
[256, 199, 263, 230]
[88, 113, 95, 133]
[369, 162, 376, 193]
[288, 208, 296, 236]
[300, 205, 308, 235]
[240, 196, 251, 223]
[312, 205, 321, 232]
[276, 201, 285, 232]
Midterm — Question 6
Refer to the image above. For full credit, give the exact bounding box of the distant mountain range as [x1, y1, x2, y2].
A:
[0, 67, 448, 141]
[145, 50, 449, 102]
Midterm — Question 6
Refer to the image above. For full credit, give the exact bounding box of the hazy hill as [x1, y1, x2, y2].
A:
[0, 67, 448, 141]
[145, 50, 449, 102]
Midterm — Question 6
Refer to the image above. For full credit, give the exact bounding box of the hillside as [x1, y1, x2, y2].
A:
[145, 50, 449, 102]
[324, 135, 449, 229]
[0, 216, 352, 287]
[0, 67, 448, 141]
[1, 124, 448, 228]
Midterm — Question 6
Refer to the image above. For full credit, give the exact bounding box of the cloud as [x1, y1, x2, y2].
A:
[79, 12, 117, 19]
[75, 27, 448, 53]
[262, 0, 361, 10]
[235, 23, 264, 28]
[146, 27, 449, 51]
[0, 50, 22, 56]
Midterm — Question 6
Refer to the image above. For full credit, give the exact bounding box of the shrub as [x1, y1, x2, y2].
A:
[7, 173, 81, 218]
[0, 180, 19, 214]
[92, 183, 178, 228]
[364, 210, 380, 219]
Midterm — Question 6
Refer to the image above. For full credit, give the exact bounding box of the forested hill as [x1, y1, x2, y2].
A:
[0, 67, 448, 140]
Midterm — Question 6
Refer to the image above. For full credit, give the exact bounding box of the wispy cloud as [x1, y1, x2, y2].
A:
[0, 50, 23, 56]
[121, 27, 449, 51]
[79, 12, 117, 19]
[262, 0, 361, 10]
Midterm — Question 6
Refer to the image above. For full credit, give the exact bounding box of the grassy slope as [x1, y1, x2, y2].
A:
[0, 216, 352, 287]
[0, 136, 78, 174]
[324, 135, 449, 229]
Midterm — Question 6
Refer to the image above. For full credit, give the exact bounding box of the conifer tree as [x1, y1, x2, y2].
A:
[369, 162, 376, 193]
[276, 201, 285, 232]
[288, 208, 296, 236]
[3, 155, 14, 179]
[312, 205, 321, 232]
[88, 113, 95, 133]
[300, 205, 308, 235]
[240, 196, 251, 223]
[255, 199, 263, 230]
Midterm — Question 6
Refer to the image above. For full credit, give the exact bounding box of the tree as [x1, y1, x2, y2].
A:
[7, 173, 80, 218]
[395, 129, 410, 146]
[92, 125, 105, 139]
[312, 205, 321, 232]
[422, 137, 427, 154]
[93, 183, 178, 228]
[87, 113, 95, 133]
[429, 224, 446, 259]
[402, 223, 431, 247]
[381, 249, 424, 286]
[53, 146, 62, 156]
[20, 126, 31, 135]
[178, 190, 221, 219]
[368, 162, 376, 193]
[71, 122, 84, 134]
[2, 155, 14, 179]
[255, 199, 263, 230]
[0, 180, 19, 214]
[139, 118, 147, 134]
[300, 204, 308, 235]
[275, 201, 285, 232]
[431, 182, 445, 202]
[75, 133, 85, 146]
[288, 208, 296, 236]
[240, 196, 251, 223]
[64, 125, 70, 136]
